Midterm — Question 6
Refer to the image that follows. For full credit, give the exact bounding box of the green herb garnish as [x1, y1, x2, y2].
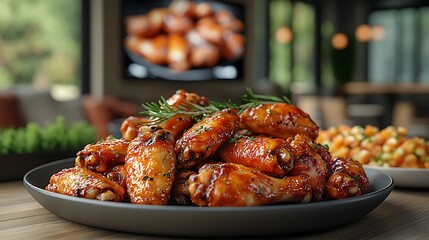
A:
[140, 88, 292, 126]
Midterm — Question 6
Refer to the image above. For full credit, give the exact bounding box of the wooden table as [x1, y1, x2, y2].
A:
[1, 180, 428, 239]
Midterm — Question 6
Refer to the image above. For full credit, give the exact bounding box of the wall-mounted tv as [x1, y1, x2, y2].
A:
[121, 0, 246, 82]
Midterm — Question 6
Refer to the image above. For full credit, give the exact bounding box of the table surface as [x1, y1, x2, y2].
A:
[1, 180, 428, 240]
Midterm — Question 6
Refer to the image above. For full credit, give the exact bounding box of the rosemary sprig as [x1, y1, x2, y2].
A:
[140, 88, 291, 125]
[239, 88, 291, 111]
[242, 88, 291, 105]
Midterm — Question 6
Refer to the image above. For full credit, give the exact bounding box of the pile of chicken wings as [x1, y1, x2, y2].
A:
[45, 90, 370, 207]
[124, 0, 245, 71]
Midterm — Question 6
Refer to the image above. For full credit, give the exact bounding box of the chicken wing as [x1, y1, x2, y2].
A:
[75, 138, 130, 173]
[45, 166, 125, 201]
[218, 135, 294, 178]
[286, 134, 328, 202]
[188, 162, 311, 207]
[175, 109, 239, 168]
[162, 114, 196, 141]
[105, 165, 127, 192]
[165, 89, 209, 107]
[239, 103, 319, 140]
[120, 116, 149, 140]
[325, 157, 370, 199]
[162, 89, 209, 140]
[170, 169, 196, 205]
[125, 125, 176, 205]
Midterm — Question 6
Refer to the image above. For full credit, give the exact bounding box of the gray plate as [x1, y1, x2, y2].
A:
[23, 158, 393, 237]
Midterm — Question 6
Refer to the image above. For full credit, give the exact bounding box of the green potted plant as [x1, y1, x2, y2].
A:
[0, 115, 96, 181]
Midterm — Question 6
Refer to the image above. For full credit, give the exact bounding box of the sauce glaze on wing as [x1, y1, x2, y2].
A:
[286, 134, 328, 202]
[175, 109, 239, 168]
[325, 157, 370, 199]
[188, 162, 311, 206]
[75, 138, 130, 173]
[125, 125, 176, 205]
[239, 103, 319, 140]
[218, 135, 294, 178]
[45, 166, 125, 201]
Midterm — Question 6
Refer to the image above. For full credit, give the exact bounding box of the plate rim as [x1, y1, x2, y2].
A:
[24, 158, 394, 210]
[23, 158, 394, 237]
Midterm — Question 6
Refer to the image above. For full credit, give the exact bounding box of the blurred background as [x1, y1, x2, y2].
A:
[1, 0, 429, 140]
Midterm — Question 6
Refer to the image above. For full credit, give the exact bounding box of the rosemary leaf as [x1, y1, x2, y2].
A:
[140, 88, 292, 125]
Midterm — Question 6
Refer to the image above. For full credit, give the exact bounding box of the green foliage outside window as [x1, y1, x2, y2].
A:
[0, 116, 96, 155]
[0, 0, 81, 88]
[269, 0, 316, 92]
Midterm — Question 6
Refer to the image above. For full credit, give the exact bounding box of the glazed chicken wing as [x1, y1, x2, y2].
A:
[170, 169, 196, 205]
[75, 138, 130, 173]
[175, 109, 239, 168]
[165, 89, 209, 107]
[325, 157, 370, 199]
[105, 165, 127, 191]
[45, 166, 125, 201]
[239, 103, 319, 140]
[162, 114, 196, 141]
[218, 135, 294, 178]
[120, 116, 149, 140]
[162, 89, 209, 140]
[188, 162, 311, 206]
[286, 135, 329, 202]
[125, 125, 176, 205]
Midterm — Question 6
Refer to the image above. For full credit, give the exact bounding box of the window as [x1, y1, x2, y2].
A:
[268, 0, 316, 91]
[0, 0, 84, 100]
[368, 6, 429, 83]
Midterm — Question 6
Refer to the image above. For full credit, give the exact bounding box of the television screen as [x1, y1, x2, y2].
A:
[121, 0, 246, 81]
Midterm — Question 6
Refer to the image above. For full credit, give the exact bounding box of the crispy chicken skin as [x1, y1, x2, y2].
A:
[188, 162, 311, 206]
[162, 89, 209, 140]
[75, 138, 130, 173]
[125, 125, 176, 205]
[239, 103, 319, 140]
[175, 109, 239, 168]
[162, 114, 196, 141]
[286, 135, 329, 202]
[170, 169, 196, 205]
[165, 89, 209, 107]
[105, 165, 127, 191]
[45, 166, 125, 201]
[121, 90, 209, 142]
[120, 116, 149, 140]
[218, 135, 294, 178]
[325, 157, 370, 199]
